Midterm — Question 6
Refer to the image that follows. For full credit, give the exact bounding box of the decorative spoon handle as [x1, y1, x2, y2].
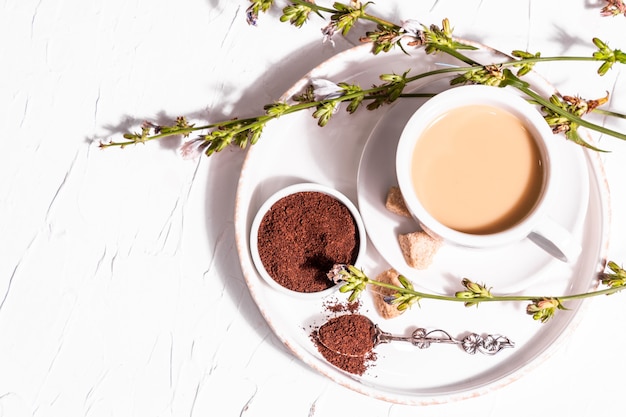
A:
[375, 326, 514, 355]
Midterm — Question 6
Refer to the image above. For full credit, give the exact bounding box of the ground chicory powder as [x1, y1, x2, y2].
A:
[312, 313, 377, 375]
[256, 191, 360, 293]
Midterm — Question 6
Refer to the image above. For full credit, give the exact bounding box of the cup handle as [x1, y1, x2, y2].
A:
[528, 217, 581, 263]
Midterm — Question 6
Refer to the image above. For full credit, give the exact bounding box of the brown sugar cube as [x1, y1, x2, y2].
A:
[398, 231, 442, 270]
[371, 268, 404, 319]
[385, 186, 412, 218]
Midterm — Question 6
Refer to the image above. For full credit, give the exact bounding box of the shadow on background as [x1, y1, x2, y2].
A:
[202, 8, 368, 346]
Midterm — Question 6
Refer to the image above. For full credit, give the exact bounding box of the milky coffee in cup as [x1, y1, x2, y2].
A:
[396, 85, 580, 262]
[411, 104, 544, 235]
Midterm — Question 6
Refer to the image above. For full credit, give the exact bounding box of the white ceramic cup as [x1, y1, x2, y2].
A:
[396, 85, 581, 262]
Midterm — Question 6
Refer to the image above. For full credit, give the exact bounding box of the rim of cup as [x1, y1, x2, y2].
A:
[249, 182, 367, 298]
[395, 85, 559, 249]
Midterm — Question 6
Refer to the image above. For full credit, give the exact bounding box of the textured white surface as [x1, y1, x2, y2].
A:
[1, 0, 625, 415]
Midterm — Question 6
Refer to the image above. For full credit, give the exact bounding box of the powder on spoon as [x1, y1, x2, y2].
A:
[311, 313, 377, 375]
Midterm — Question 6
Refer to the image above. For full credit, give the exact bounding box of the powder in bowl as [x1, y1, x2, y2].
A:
[250, 183, 365, 296]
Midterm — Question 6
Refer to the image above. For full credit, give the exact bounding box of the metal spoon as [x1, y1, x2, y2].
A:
[316, 314, 514, 357]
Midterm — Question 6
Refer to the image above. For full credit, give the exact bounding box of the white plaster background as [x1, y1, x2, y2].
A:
[1, 0, 625, 415]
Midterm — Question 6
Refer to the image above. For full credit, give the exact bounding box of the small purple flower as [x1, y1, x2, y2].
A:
[400, 19, 422, 37]
[321, 22, 337, 46]
[310, 79, 344, 101]
[246, 5, 258, 26]
[179, 138, 208, 160]
[326, 264, 348, 284]
[383, 295, 396, 304]
[391, 19, 424, 44]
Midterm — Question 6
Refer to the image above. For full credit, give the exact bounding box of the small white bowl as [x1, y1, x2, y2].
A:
[249, 183, 367, 298]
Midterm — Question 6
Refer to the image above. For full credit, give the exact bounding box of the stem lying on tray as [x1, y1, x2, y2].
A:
[101, 2, 626, 156]
[326, 262, 626, 324]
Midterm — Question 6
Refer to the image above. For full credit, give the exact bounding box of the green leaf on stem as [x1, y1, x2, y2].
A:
[526, 298, 567, 323]
[312, 101, 338, 126]
[541, 93, 610, 152]
[592, 37, 626, 75]
[264, 102, 291, 117]
[330, 1, 373, 36]
[360, 24, 404, 55]
[280, 3, 313, 27]
[601, 261, 626, 287]
[423, 18, 478, 56]
[511, 50, 541, 76]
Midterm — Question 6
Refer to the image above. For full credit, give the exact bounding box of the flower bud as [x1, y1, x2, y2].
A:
[455, 291, 475, 299]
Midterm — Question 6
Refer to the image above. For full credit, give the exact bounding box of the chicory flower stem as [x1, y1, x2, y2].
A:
[359, 272, 626, 304]
[518, 83, 626, 141]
